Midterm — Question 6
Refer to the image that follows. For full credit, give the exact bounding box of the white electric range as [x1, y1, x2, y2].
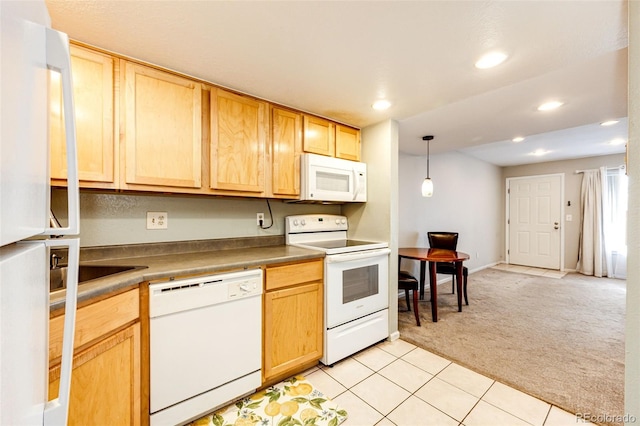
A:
[285, 214, 390, 365]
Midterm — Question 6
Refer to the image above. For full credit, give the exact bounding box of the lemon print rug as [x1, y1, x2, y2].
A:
[190, 375, 348, 426]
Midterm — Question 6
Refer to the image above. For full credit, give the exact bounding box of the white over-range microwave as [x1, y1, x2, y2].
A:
[300, 153, 367, 203]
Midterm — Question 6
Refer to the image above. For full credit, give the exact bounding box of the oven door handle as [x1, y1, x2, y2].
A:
[325, 248, 391, 263]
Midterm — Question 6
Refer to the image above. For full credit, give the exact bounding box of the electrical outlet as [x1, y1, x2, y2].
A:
[257, 213, 264, 226]
[147, 212, 168, 229]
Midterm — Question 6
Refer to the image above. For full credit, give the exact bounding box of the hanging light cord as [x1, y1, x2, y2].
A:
[426, 138, 430, 178]
[422, 135, 433, 178]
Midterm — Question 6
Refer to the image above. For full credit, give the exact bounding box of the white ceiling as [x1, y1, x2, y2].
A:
[45, 0, 629, 167]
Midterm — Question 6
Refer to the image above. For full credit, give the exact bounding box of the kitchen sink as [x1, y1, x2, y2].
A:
[50, 264, 147, 292]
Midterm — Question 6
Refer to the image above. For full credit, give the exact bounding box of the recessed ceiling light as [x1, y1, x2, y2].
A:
[528, 149, 551, 156]
[537, 101, 563, 111]
[512, 136, 525, 143]
[609, 138, 626, 146]
[475, 51, 508, 69]
[601, 120, 619, 126]
[372, 100, 391, 110]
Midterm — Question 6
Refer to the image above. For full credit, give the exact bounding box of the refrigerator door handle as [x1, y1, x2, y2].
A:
[43, 28, 79, 236]
[43, 238, 79, 426]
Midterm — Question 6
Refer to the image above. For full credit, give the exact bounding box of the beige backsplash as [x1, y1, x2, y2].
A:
[51, 189, 340, 247]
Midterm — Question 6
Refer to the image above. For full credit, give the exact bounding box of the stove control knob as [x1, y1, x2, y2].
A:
[301, 219, 306, 226]
[293, 219, 299, 226]
[341, 218, 346, 224]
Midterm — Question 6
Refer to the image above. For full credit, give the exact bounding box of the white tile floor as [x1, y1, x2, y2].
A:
[302, 339, 593, 426]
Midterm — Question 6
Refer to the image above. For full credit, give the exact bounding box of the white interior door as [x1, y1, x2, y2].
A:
[507, 174, 563, 269]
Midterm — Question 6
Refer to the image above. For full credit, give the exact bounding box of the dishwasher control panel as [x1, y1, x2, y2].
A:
[149, 268, 263, 318]
[228, 278, 261, 299]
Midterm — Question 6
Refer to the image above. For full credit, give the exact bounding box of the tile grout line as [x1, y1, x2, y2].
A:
[352, 347, 466, 425]
[318, 339, 575, 425]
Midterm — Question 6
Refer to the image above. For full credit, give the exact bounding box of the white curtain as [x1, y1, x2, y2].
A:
[576, 168, 607, 277]
[602, 167, 628, 279]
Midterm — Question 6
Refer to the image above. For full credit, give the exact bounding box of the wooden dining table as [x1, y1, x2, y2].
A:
[398, 247, 470, 322]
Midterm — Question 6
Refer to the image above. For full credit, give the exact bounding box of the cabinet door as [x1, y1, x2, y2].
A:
[50, 45, 115, 187]
[263, 282, 323, 382]
[48, 323, 141, 426]
[303, 115, 335, 157]
[335, 124, 361, 161]
[123, 61, 202, 189]
[271, 107, 302, 197]
[210, 88, 268, 193]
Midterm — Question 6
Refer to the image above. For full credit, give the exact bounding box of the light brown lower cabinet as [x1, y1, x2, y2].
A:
[263, 259, 323, 385]
[49, 288, 141, 425]
[48, 323, 141, 426]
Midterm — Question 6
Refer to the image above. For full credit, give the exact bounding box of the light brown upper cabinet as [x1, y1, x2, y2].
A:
[50, 45, 116, 189]
[302, 115, 335, 157]
[121, 61, 202, 190]
[49, 42, 360, 198]
[210, 88, 268, 194]
[270, 107, 302, 198]
[335, 124, 361, 161]
[302, 115, 361, 161]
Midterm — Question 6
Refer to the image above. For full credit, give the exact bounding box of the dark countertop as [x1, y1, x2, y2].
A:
[50, 243, 324, 312]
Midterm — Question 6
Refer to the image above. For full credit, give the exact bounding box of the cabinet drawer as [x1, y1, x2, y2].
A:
[49, 288, 140, 362]
[265, 259, 323, 291]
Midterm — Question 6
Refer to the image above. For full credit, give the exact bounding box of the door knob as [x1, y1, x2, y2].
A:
[554, 225, 559, 230]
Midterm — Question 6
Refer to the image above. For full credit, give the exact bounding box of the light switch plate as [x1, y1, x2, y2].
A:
[147, 212, 168, 229]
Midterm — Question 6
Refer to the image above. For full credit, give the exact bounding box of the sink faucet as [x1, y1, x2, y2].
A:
[50, 252, 64, 270]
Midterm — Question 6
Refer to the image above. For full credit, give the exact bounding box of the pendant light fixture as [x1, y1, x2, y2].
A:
[421, 135, 434, 197]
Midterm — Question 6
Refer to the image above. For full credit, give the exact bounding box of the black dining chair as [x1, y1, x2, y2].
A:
[427, 232, 469, 305]
[398, 258, 420, 326]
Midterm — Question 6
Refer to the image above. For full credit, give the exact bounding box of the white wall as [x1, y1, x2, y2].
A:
[503, 154, 624, 271]
[52, 189, 339, 247]
[398, 150, 503, 277]
[344, 119, 399, 338]
[626, 0, 640, 419]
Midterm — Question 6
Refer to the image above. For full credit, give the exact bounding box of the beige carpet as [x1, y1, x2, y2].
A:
[398, 268, 625, 426]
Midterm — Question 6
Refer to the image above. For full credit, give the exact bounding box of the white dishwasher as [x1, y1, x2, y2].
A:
[149, 268, 263, 426]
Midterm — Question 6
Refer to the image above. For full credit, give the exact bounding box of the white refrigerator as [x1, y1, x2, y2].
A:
[1, 1, 81, 424]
